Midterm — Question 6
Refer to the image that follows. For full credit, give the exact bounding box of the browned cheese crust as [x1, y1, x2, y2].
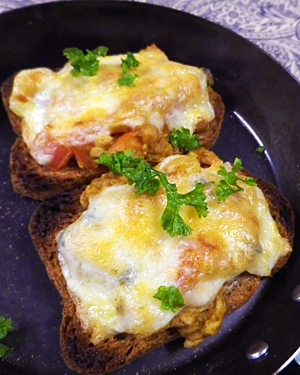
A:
[28, 170, 294, 375]
[1, 74, 225, 201]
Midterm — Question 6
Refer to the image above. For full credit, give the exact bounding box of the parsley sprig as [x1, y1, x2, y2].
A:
[169, 128, 201, 153]
[97, 151, 208, 237]
[216, 158, 257, 202]
[161, 179, 208, 237]
[153, 286, 185, 313]
[256, 146, 266, 154]
[118, 52, 140, 87]
[97, 152, 257, 236]
[0, 315, 13, 358]
[63, 47, 141, 86]
[63, 46, 109, 77]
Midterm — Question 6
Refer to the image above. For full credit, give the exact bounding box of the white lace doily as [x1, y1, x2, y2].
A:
[0, 0, 299, 82]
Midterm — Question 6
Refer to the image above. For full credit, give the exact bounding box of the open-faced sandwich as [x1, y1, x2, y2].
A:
[1, 44, 225, 200]
[29, 147, 294, 375]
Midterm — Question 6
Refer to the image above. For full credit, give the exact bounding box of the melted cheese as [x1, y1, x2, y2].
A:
[57, 153, 291, 344]
[9, 45, 214, 165]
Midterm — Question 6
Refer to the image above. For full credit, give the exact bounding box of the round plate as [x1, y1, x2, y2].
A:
[1, 1, 300, 375]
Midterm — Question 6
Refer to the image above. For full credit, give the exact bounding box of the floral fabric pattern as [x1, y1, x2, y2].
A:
[0, 0, 300, 82]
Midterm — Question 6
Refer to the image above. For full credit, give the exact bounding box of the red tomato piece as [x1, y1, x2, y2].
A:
[71, 146, 97, 173]
[48, 145, 73, 171]
[109, 131, 143, 155]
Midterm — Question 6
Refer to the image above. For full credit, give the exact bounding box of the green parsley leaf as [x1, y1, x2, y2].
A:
[161, 183, 193, 237]
[161, 182, 208, 237]
[97, 150, 136, 175]
[169, 128, 201, 152]
[97, 151, 208, 237]
[0, 316, 13, 340]
[122, 52, 140, 70]
[118, 72, 139, 87]
[0, 343, 10, 358]
[98, 151, 161, 196]
[153, 286, 185, 313]
[118, 52, 140, 87]
[215, 179, 241, 202]
[216, 158, 257, 202]
[0, 315, 13, 359]
[63, 46, 109, 77]
[256, 146, 265, 154]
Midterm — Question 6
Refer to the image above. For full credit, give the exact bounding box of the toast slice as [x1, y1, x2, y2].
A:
[28, 153, 294, 375]
[1, 58, 225, 201]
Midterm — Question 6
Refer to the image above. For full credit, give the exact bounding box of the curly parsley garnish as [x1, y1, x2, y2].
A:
[216, 158, 257, 202]
[256, 146, 266, 154]
[97, 151, 208, 237]
[0, 315, 13, 358]
[63, 46, 109, 77]
[169, 128, 201, 153]
[98, 152, 257, 236]
[153, 286, 185, 313]
[118, 52, 140, 87]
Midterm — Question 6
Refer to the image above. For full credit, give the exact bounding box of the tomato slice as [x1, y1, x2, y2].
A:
[48, 145, 73, 171]
[109, 131, 144, 155]
[48, 144, 97, 172]
[71, 146, 97, 173]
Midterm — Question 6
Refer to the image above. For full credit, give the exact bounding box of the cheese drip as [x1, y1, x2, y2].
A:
[57, 153, 291, 344]
[9, 45, 215, 165]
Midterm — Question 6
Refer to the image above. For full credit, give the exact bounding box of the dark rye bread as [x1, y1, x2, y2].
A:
[28, 174, 294, 375]
[9, 138, 108, 201]
[1, 75, 225, 201]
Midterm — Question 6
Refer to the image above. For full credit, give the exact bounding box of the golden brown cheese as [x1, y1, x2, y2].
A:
[56, 153, 291, 344]
[9, 45, 215, 165]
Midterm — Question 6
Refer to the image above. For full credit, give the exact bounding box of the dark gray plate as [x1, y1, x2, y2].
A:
[1, 1, 300, 374]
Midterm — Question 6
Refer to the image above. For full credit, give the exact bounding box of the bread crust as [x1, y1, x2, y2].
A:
[28, 173, 294, 375]
[1, 74, 225, 201]
[9, 137, 108, 201]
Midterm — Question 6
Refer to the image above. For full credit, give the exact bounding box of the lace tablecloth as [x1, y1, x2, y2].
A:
[0, 0, 299, 83]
